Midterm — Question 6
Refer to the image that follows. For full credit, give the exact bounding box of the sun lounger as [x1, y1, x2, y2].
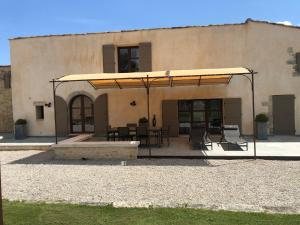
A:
[220, 125, 248, 150]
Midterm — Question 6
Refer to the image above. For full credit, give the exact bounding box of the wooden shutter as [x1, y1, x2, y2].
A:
[102, 45, 115, 73]
[4, 72, 11, 89]
[162, 100, 179, 137]
[296, 52, 300, 73]
[272, 95, 295, 135]
[139, 42, 152, 72]
[55, 96, 69, 137]
[94, 94, 108, 136]
[223, 98, 242, 132]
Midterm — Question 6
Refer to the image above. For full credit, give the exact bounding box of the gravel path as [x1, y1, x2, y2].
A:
[1, 150, 299, 213]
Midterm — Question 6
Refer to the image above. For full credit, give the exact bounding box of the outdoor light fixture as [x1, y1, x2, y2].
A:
[130, 101, 136, 106]
[45, 102, 52, 107]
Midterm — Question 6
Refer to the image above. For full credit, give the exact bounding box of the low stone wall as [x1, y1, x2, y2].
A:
[51, 135, 139, 160]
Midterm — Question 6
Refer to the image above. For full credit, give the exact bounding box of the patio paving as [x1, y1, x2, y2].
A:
[0, 133, 65, 150]
[139, 136, 300, 158]
[1, 133, 300, 157]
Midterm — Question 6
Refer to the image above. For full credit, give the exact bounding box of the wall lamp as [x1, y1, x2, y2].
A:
[45, 102, 52, 107]
[130, 101, 136, 106]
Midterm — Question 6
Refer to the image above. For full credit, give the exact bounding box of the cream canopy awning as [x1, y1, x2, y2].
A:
[56, 67, 252, 89]
[52, 67, 258, 158]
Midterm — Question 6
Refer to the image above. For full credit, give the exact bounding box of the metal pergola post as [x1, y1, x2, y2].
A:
[0, 163, 3, 225]
[251, 71, 257, 159]
[52, 79, 58, 144]
[146, 75, 151, 157]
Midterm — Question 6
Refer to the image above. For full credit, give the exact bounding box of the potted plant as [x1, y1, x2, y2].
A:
[138, 117, 149, 127]
[255, 113, 268, 140]
[15, 119, 27, 140]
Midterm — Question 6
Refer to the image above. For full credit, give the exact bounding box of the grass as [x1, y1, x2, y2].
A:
[3, 201, 300, 225]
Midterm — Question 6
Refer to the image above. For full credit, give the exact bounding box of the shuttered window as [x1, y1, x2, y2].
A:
[102, 45, 115, 73]
[296, 52, 300, 73]
[139, 42, 152, 72]
[118, 46, 139, 73]
[36, 105, 44, 120]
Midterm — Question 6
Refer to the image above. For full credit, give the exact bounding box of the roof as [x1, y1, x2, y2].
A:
[55, 67, 253, 89]
[10, 19, 300, 41]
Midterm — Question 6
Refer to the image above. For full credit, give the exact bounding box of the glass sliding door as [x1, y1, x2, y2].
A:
[192, 100, 206, 128]
[207, 99, 222, 134]
[178, 99, 223, 135]
[178, 100, 191, 134]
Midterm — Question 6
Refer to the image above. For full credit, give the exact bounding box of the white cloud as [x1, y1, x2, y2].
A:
[276, 21, 293, 26]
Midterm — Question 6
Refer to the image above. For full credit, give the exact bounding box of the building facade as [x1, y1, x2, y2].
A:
[0, 65, 13, 133]
[9, 19, 300, 137]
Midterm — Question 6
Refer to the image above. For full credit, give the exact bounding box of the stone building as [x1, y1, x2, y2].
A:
[9, 19, 300, 137]
[0, 65, 13, 133]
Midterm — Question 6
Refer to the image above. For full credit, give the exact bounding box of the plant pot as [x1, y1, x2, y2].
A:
[256, 122, 268, 140]
[15, 124, 27, 140]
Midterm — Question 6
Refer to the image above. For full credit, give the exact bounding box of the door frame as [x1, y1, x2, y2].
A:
[272, 94, 295, 135]
[69, 95, 94, 133]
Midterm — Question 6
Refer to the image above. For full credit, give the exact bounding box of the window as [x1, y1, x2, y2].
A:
[70, 95, 94, 133]
[3, 72, 11, 89]
[296, 52, 300, 73]
[178, 99, 223, 134]
[36, 105, 44, 120]
[118, 46, 139, 72]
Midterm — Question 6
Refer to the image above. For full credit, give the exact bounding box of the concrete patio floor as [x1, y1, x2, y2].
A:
[1, 133, 300, 158]
[139, 136, 300, 158]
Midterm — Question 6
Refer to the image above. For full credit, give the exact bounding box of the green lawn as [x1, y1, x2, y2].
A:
[3, 201, 300, 225]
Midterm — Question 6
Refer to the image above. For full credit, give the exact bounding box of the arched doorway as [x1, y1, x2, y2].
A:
[70, 95, 94, 133]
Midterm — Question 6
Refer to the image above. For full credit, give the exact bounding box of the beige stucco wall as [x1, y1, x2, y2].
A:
[10, 21, 300, 136]
[0, 66, 13, 133]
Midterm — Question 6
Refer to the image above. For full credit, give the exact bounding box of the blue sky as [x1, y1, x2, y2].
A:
[1, 0, 300, 65]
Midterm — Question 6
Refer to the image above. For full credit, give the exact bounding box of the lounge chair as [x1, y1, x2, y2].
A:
[189, 127, 213, 150]
[220, 125, 248, 150]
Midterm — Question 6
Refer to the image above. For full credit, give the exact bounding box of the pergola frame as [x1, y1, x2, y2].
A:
[50, 68, 257, 159]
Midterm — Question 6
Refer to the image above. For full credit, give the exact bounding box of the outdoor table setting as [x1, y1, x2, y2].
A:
[106, 126, 162, 147]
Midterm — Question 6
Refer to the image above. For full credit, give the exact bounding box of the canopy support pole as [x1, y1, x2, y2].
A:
[52, 79, 58, 144]
[0, 163, 3, 225]
[146, 75, 151, 156]
[251, 71, 257, 159]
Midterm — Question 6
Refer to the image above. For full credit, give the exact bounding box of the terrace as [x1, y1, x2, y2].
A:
[51, 67, 259, 159]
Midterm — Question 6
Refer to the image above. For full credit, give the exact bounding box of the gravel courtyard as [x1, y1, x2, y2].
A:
[1, 150, 299, 213]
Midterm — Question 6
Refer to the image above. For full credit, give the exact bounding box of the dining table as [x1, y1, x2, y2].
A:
[107, 127, 162, 147]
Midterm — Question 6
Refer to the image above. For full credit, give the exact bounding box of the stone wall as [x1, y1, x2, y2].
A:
[0, 66, 13, 133]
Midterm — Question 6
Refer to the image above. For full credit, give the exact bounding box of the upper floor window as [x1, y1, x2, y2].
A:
[118, 46, 139, 73]
[296, 52, 300, 73]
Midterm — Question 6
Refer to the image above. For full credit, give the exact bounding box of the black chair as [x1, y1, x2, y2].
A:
[107, 125, 116, 141]
[117, 127, 132, 141]
[127, 123, 137, 139]
[126, 123, 137, 128]
[136, 126, 149, 147]
[161, 126, 170, 146]
[189, 127, 211, 150]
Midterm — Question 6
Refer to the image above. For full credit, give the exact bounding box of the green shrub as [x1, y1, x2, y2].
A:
[255, 113, 268, 122]
[15, 119, 27, 125]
